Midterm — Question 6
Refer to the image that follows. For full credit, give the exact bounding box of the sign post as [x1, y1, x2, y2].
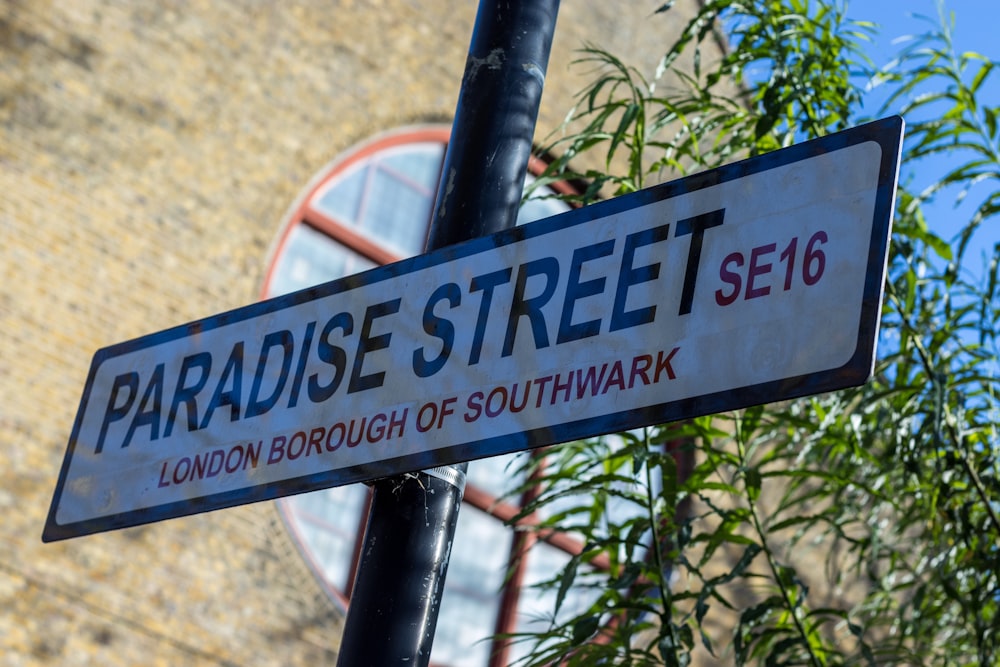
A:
[335, 2, 561, 664]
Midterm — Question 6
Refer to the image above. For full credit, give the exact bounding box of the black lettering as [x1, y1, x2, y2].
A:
[96, 372, 138, 454]
[610, 223, 670, 331]
[348, 299, 401, 394]
[245, 330, 294, 418]
[122, 363, 165, 448]
[413, 283, 460, 378]
[164, 352, 212, 438]
[199, 342, 244, 429]
[309, 312, 352, 402]
[557, 240, 614, 344]
[468, 268, 512, 365]
[502, 257, 559, 357]
[287, 322, 316, 408]
[675, 208, 725, 315]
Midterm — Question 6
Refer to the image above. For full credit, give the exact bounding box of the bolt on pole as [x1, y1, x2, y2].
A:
[335, 1, 560, 665]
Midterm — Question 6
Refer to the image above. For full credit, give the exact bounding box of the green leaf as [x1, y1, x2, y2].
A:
[554, 554, 581, 617]
[745, 466, 762, 501]
[571, 615, 601, 645]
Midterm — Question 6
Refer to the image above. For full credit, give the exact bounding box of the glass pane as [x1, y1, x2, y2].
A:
[380, 147, 444, 191]
[356, 143, 444, 255]
[517, 174, 571, 225]
[309, 142, 445, 257]
[282, 485, 369, 591]
[361, 164, 434, 255]
[536, 435, 651, 535]
[508, 542, 602, 664]
[466, 452, 529, 500]
[312, 163, 366, 225]
[431, 507, 512, 667]
[267, 224, 375, 297]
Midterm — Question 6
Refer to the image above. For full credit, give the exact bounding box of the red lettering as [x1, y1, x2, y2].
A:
[206, 449, 225, 477]
[438, 398, 457, 429]
[746, 243, 776, 299]
[629, 354, 652, 388]
[224, 445, 243, 474]
[803, 231, 827, 285]
[550, 372, 572, 405]
[191, 451, 207, 479]
[716, 252, 743, 306]
[387, 408, 408, 439]
[780, 236, 797, 290]
[308, 428, 325, 456]
[509, 383, 530, 413]
[326, 422, 346, 451]
[286, 431, 307, 459]
[245, 441, 261, 469]
[601, 361, 625, 394]
[173, 457, 191, 484]
[533, 375, 553, 408]
[346, 418, 365, 447]
[417, 402, 438, 432]
[464, 392, 484, 423]
[367, 413, 387, 441]
[268, 436, 286, 464]
[158, 442, 262, 488]
[654, 347, 679, 382]
[158, 461, 171, 488]
[575, 363, 608, 398]
[485, 387, 507, 418]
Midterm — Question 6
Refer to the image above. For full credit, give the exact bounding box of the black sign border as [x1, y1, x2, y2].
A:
[43, 116, 904, 542]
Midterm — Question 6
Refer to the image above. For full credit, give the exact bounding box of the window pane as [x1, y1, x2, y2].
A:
[517, 174, 571, 225]
[536, 435, 651, 537]
[310, 142, 445, 257]
[466, 452, 528, 500]
[282, 485, 369, 592]
[380, 147, 444, 191]
[361, 164, 434, 254]
[508, 541, 602, 664]
[268, 224, 374, 297]
[312, 163, 366, 225]
[356, 143, 444, 255]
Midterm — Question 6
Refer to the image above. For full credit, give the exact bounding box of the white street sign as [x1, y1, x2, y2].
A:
[44, 117, 903, 541]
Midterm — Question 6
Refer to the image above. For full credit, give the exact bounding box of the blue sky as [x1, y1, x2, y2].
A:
[848, 1, 993, 68]
[846, 0, 998, 277]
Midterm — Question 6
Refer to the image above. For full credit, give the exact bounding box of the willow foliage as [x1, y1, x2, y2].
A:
[510, 1, 998, 665]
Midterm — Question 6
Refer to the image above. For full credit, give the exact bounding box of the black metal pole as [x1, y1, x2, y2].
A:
[335, 2, 560, 665]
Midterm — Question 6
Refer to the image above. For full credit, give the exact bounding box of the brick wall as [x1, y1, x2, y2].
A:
[0, 1, 719, 664]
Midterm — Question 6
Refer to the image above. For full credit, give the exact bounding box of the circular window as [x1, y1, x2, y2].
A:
[263, 125, 639, 667]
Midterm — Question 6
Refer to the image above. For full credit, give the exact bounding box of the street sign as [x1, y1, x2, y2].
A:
[44, 116, 904, 542]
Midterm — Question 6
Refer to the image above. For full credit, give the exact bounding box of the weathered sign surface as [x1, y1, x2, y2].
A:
[44, 116, 904, 541]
